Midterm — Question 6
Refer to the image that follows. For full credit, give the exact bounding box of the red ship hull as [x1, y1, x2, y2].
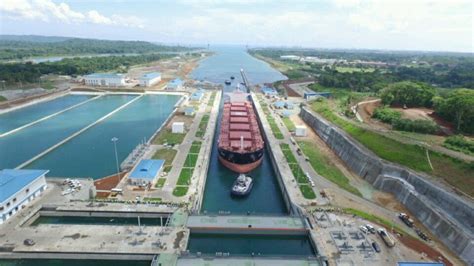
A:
[219, 155, 263, 173]
[217, 93, 265, 174]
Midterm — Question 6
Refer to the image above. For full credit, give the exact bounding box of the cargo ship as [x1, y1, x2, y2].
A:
[218, 92, 264, 173]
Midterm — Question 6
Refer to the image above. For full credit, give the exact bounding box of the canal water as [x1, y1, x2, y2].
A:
[26, 94, 180, 178]
[0, 94, 93, 134]
[194, 46, 287, 215]
[0, 95, 136, 170]
[188, 47, 317, 257]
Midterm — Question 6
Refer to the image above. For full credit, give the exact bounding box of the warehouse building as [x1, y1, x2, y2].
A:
[84, 73, 126, 87]
[167, 78, 184, 90]
[0, 169, 48, 224]
[139, 72, 161, 87]
[128, 160, 164, 187]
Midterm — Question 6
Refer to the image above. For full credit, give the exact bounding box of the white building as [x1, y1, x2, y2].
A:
[0, 169, 48, 224]
[139, 72, 161, 87]
[172, 122, 185, 133]
[84, 73, 126, 87]
[295, 125, 307, 137]
[280, 55, 301, 61]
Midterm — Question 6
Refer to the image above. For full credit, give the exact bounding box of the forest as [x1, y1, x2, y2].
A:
[0, 54, 173, 83]
[0, 35, 193, 60]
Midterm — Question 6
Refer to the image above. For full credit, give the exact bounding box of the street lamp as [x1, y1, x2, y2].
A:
[111, 137, 120, 184]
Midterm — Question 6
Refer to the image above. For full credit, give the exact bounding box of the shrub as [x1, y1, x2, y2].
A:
[372, 107, 402, 124]
[393, 119, 439, 134]
[444, 135, 474, 155]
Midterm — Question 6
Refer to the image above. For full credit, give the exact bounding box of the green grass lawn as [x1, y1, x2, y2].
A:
[282, 116, 296, 131]
[172, 186, 188, 197]
[279, 144, 316, 199]
[152, 148, 177, 165]
[184, 153, 198, 167]
[196, 114, 210, 138]
[177, 168, 193, 186]
[154, 128, 186, 145]
[208, 92, 216, 107]
[299, 184, 316, 199]
[143, 197, 162, 202]
[310, 100, 474, 197]
[260, 101, 284, 139]
[155, 178, 166, 188]
[190, 144, 201, 154]
[298, 141, 362, 196]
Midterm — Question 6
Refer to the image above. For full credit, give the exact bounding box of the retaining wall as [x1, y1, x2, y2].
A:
[300, 107, 474, 264]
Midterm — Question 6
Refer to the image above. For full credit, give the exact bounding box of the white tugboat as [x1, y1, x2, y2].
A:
[231, 174, 253, 196]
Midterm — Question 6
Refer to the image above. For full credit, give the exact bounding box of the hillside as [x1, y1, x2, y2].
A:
[0, 35, 193, 60]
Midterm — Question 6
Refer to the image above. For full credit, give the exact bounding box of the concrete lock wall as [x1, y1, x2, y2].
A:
[299, 107, 474, 264]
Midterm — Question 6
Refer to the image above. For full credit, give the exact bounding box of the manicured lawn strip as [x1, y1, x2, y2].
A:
[163, 165, 172, 172]
[310, 100, 474, 197]
[298, 141, 362, 197]
[155, 178, 166, 188]
[260, 101, 284, 139]
[184, 153, 198, 167]
[299, 184, 316, 199]
[279, 144, 315, 199]
[282, 116, 296, 131]
[173, 186, 188, 197]
[154, 128, 186, 145]
[190, 144, 201, 154]
[196, 114, 210, 138]
[208, 92, 216, 107]
[143, 197, 162, 202]
[176, 168, 193, 186]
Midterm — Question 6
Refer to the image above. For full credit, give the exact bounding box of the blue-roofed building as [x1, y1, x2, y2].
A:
[262, 86, 278, 97]
[166, 78, 184, 90]
[273, 101, 286, 109]
[285, 101, 295, 109]
[184, 106, 195, 116]
[84, 73, 126, 87]
[0, 169, 48, 224]
[304, 91, 332, 100]
[128, 159, 164, 186]
[139, 72, 161, 87]
[190, 89, 205, 102]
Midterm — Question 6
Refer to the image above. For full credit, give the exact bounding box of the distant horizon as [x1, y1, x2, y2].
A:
[1, 0, 472, 53]
[1, 33, 473, 55]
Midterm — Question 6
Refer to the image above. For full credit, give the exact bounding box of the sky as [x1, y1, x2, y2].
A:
[0, 0, 473, 52]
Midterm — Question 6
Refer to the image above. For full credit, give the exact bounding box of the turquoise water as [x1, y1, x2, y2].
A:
[194, 46, 287, 215]
[191, 46, 286, 84]
[187, 234, 315, 256]
[31, 216, 168, 226]
[0, 260, 149, 266]
[27, 95, 180, 178]
[0, 95, 93, 134]
[0, 95, 136, 170]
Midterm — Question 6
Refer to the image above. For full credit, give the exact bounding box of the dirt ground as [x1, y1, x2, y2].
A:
[288, 110, 465, 266]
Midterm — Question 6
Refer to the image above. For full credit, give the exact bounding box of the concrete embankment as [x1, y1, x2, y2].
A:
[300, 107, 474, 264]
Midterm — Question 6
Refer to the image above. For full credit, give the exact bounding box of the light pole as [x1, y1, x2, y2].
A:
[111, 137, 120, 184]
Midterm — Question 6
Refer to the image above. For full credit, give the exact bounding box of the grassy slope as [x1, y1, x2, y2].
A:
[310, 100, 474, 196]
[298, 141, 362, 197]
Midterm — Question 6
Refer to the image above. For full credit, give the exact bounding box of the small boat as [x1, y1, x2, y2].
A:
[230, 76, 235, 80]
[225, 80, 231, 85]
[231, 174, 253, 196]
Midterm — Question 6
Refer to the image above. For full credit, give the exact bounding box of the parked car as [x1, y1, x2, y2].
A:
[359, 225, 368, 234]
[372, 241, 381, 253]
[365, 224, 376, 234]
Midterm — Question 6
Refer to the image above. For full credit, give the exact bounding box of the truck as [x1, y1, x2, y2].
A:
[398, 213, 414, 227]
[377, 228, 396, 247]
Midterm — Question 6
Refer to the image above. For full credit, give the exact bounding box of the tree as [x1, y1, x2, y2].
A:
[435, 89, 474, 132]
[380, 81, 436, 107]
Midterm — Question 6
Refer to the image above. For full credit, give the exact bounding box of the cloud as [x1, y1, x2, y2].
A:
[0, 0, 144, 28]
